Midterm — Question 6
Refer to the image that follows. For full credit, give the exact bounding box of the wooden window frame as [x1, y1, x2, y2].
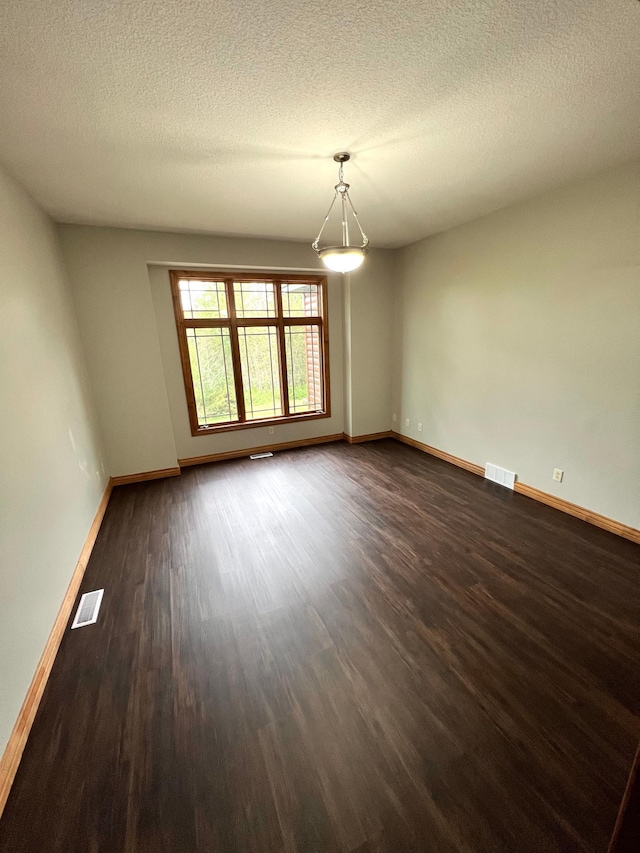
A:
[169, 270, 331, 436]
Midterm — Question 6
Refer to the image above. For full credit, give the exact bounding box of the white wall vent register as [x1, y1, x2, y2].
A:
[71, 589, 104, 629]
[485, 463, 516, 490]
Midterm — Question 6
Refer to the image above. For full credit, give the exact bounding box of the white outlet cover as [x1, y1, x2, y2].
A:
[405, 418, 410, 427]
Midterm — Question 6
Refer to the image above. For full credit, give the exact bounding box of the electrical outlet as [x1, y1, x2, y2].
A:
[553, 468, 563, 483]
[405, 418, 410, 428]
[268, 426, 274, 435]
[418, 423, 423, 432]
[392, 413, 397, 423]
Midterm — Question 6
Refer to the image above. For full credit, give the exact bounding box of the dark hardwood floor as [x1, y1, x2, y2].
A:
[1, 439, 639, 852]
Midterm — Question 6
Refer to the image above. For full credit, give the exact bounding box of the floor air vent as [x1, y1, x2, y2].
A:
[71, 589, 104, 629]
[485, 463, 516, 490]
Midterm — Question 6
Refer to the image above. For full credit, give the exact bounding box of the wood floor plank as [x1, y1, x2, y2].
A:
[1, 439, 639, 852]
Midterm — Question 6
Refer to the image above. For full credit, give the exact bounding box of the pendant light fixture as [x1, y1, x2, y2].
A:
[312, 152, 369, 273]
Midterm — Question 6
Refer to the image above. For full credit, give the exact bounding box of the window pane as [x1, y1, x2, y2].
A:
[233, 281, 276, 318]
[186, 327, 238, 426]
[281, 282, 320, 317]
[284, 325, 323, 413]
[179, 279, 227, 319]
[237, 326, 282, 420]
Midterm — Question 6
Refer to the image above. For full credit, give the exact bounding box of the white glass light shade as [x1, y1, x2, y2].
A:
[318, 246, 366, 273]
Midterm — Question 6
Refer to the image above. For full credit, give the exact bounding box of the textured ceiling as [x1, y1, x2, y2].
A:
[0, 1, 638, 247]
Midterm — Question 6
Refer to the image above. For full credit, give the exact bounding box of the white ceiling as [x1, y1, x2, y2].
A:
[0, 1, 638, 248]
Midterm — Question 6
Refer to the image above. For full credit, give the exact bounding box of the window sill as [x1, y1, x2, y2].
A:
[191, 410, 330, 437]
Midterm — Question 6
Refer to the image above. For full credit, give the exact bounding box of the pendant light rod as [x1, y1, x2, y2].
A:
[342, 193, 349, 246]
[311, 193, 338, 251]
[336, 152, 353, 249]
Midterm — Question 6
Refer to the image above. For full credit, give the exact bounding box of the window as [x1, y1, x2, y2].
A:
[170, 271, 330, 435]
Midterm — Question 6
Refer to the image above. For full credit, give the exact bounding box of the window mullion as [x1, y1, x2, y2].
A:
[226, 278, 247, 422]
[320, 279, 330, 413]
[169, 271, 201, 435]
[274, 281, 291, 418]
[319, 319, 327, 412]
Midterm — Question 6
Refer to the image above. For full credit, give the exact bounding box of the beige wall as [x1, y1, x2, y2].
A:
[346, 252, 396, 437]
[394, 160, 640, 529]
[59, 225, 395, 474]
[0, 166, 106, 755]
